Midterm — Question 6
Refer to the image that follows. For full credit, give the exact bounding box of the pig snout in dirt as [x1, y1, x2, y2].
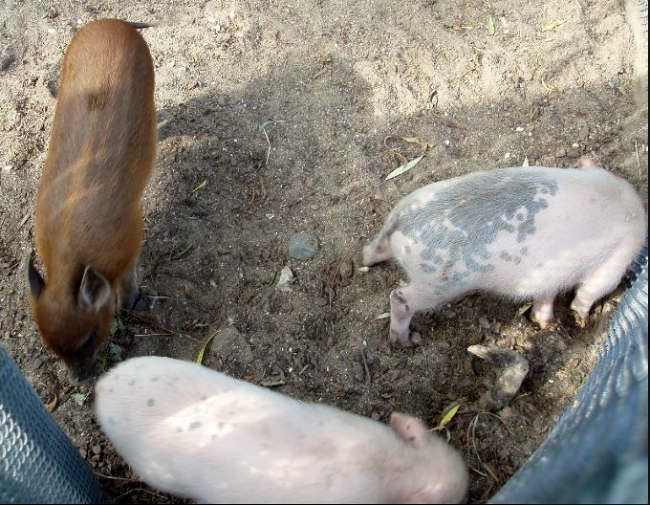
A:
[362, 162, 647, 345]
[95, 356, 469, 503]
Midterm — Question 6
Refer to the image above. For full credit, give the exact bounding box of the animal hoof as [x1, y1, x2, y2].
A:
[572, 310, 589, 328]
[390, 329, 412, 347]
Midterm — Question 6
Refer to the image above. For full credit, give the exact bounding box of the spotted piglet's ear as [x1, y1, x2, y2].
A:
[79, 266, 112, 311]
[390, 412, 430, 449]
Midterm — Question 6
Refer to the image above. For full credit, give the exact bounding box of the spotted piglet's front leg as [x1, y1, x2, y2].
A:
[390, 283, 440, 345]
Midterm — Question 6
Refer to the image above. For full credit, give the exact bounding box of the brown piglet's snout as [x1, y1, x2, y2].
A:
[27, 19, 156, 371]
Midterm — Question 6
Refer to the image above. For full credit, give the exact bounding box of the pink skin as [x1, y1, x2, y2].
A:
[363, 163, 646, 345]
[95, 357, 469, 504]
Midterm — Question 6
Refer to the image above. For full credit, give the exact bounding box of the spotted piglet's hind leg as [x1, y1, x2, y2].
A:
[570, 243, 638, 327]
[530, 293, 557, 329]
[389, 283, 440, 345]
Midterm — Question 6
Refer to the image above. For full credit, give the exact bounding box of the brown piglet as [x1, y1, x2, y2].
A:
[27, 19, 156, 378]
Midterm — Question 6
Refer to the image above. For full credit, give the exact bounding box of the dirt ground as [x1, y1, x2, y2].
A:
[0, 0, 647, 502]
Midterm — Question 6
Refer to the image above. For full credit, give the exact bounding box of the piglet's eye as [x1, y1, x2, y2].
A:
[77, 327, 99, 355]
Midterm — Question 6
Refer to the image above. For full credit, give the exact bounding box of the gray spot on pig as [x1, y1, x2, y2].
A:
[392, 290, 407, 304]
[147, 398, 155, 407]
[108, 388, 114, 393]
[420, 263, 437, 273]
[108, 416, 115, 425]
[190, 422, 202, 430]
[128, 379, 135, 386]
[404, 245, 411, 254]
[201, 395, 207, 401]
[500, 251, 512, 262]
[113, 374, 119, 381]
[151, 376, 159, 382]
[520, 247, 528, 256]
[176, 427, 182, 433]
[514, 256, 522, 265]
[394, 170, 557, 279]
[218, 422, 225, 429]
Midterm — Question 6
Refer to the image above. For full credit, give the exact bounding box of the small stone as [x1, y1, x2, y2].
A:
[1, 47, 16, 71]
[210, 326, 253, 363]
[479, 316, 490, 329]
[45, 6, 59, 18]
[276, 266, 294, 292]
[288, 232, 319, 260]
[371, 411, 381, 421]
[541, 155, 555, 166]
[499, 406, 516, 421]
[91, 444, 101, 455]
[315, 297, 328, 307]
[468, 344, 529, 410]
[436, 340, 451, 352]
[567, 148, 580, 158]
[411, 332, 422, 345]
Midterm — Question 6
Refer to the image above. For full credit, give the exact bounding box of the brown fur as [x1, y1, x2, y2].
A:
[29, 19, 156, 367]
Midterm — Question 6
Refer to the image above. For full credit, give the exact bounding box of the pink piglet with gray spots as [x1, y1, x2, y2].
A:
[95, 356, 468, 504]
[363, 159, 646, 345]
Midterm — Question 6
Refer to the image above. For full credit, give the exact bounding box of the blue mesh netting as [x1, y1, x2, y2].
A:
[0, 344, 103, 504]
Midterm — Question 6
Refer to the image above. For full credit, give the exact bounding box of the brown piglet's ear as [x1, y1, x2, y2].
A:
[79, 266, 112, 311]
[390, 412, 429, 449]
[27, 256, 45, 299]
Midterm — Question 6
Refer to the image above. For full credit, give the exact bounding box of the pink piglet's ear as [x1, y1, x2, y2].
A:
[390, 412, 429, 449]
